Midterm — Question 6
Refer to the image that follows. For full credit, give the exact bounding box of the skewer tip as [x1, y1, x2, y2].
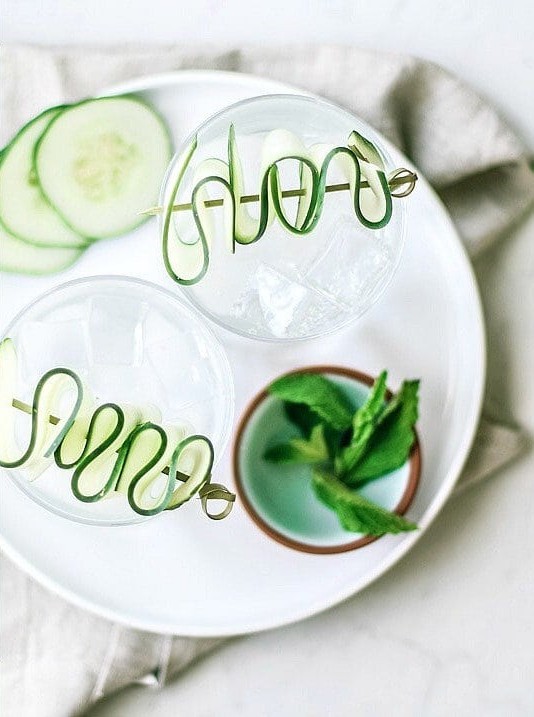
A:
[138, 206, 163, 216]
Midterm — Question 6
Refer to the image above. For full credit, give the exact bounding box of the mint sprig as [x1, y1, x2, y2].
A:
[264, 370, 420, 536]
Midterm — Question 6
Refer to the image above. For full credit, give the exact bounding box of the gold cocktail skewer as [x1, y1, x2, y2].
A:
[140, 169, 417, 217]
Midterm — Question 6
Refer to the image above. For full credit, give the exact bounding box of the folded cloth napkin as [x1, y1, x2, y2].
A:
[1, 44, 532, 717]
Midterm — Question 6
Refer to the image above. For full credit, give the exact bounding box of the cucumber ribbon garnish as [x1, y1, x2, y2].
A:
[0, 338, 234, 520]
[158, 126, 417, 285]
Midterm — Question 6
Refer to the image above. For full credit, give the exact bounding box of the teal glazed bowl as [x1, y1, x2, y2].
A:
[233, 366, 421, 554]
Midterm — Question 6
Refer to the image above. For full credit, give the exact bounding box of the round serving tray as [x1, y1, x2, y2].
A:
[0, 70, 485, 636]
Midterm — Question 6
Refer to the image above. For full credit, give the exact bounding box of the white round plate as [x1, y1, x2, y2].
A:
[0, 70, 485, 636]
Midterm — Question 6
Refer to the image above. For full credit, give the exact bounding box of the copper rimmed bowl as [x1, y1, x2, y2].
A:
[233, 366, 421, 554]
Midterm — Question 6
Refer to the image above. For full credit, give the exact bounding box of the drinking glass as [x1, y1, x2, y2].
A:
[1, 276, 234, 525]
[160, 94, 407, 341]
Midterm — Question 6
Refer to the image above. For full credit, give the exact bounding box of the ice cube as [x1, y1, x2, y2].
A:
[87, 364, 157, 406]
[229, 263, 310, 338]
[304, 215, 393, 310]
[256, 264, 309, 337]
[228, 262, 353, 339]
[87, 295, 147, 366]
[18, 318, 90, 382]
[145, 330, 218, 420]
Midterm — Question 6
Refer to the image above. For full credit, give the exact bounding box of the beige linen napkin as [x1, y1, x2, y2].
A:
[1, 45, 532, 717]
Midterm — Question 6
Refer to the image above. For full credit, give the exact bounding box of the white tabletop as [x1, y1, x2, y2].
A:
[4, 2, 534, 716]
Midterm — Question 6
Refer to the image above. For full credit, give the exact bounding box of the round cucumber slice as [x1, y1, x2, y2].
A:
[34, 95, 173, 238]
[0, 109, 87, 248]
[0, 222, 83, 275]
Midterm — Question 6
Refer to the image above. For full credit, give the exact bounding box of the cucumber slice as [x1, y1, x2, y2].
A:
[122, 423, 186, 515]
[0, 222, 83, 275]
[167, 435, 214, 510]
[0, 338, 21, 465]
[347, 129, 385, 169]
[263, 129, 319, 235]
[34, 95, 172, 238]
[319, 145, 392, 229]
[67, 403, 146, 502]
[170, 156, 235, 284]
[0, 338, 84, 478]
[228, 123, 266, 243]
[163, 135, 208, 285]
[0, 110, 87, 248]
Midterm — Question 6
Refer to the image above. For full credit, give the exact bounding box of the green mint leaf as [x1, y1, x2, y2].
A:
[284, 402, 319, 439]
[312, 469, 417, 535]
[344, 380, 419, 487]
[268, 373, 353, 432]
[336, 371, 388, 474]
[264, 424, 329, 465]
[284, 402, 343, 458]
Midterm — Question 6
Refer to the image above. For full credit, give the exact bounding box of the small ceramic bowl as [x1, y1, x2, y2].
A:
[233, 366, 421, 554]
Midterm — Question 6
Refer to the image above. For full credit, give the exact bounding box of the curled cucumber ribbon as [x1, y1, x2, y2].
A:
[163, 127, 401, 285]
[0, 338, 234, 519]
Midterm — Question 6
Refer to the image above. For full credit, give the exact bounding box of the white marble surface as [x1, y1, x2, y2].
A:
[4, 2, 534, 715]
